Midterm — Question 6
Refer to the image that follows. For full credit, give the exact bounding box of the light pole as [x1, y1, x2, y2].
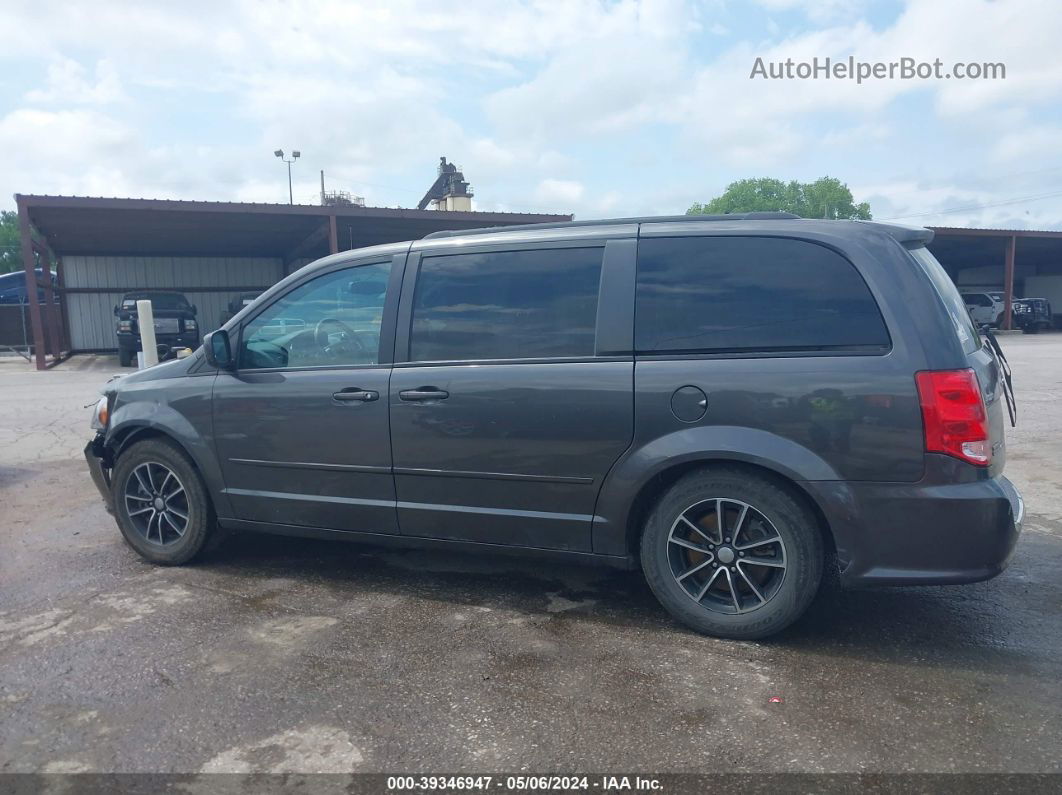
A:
[274, 149, 301, 204]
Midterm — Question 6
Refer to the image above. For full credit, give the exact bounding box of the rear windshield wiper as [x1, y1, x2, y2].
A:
[982, 325, 1016, 427]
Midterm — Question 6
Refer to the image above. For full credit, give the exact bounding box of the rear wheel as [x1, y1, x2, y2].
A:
[640, 467, 823, 639]
[111, 438, 214, 565]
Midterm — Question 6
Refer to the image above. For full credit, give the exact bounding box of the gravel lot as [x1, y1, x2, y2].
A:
[1, 336, 1060, 775]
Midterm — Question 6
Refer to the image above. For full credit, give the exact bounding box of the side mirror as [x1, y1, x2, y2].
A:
[113, 305, 120, 316]
[191, 304, 198, 316]
[204, 329, 235, 370]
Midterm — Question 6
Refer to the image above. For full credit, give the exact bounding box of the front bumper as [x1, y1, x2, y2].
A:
[807, 464, 1024, 588]
[84, 436, 114, 514]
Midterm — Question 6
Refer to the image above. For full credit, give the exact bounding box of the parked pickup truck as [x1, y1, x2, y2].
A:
[1013, 298, 1054, 334]
[114, 291, 199, 367]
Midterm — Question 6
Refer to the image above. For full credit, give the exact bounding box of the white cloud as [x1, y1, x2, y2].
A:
[754, 0, 871, 24]
[25, 58, 125, 106]
[535, 178, 585, 207]
[1, 108, 136, 198]
[993, 125, 1062, 163]
[485, 0, 693, 142]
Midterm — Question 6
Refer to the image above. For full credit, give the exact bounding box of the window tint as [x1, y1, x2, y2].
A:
[911, 247, 979, 354]
[635, 237, 890, 353]
[239, 262, 390, 370]
[409, 248, 603, 362]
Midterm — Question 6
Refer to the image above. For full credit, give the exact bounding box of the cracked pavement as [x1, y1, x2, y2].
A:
[1, 338, 1061, 774]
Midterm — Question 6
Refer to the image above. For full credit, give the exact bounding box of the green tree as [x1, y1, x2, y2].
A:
[688, 176, 872, 219]
[0, 210, 22, 274]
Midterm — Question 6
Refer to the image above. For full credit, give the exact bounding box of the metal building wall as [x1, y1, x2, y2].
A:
[62, 256, 283, 351]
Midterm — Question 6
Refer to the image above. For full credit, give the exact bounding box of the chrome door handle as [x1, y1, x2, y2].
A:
[333, 389, 379, 402]
[399, 388, 449, 401]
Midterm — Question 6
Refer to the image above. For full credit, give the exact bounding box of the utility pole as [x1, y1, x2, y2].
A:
[320, 170, 326, 205]
[273, 149, 301, 204]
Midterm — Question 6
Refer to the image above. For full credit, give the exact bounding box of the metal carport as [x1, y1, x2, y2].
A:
[14, 195, 570, 369]
[928, 226, 1062, 330]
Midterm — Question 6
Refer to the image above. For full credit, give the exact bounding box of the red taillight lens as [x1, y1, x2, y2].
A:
[915, 369, 991, 466]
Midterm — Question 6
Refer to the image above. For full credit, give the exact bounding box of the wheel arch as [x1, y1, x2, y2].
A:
[105, 418, 231, 518]
[620, 457, 835, 558]
[593, 425, 842, 557]
[619, 457, 838, 579]
[109, 424, 198, 465]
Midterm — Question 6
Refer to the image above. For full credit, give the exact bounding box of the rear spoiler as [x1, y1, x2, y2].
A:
[855, 221, 934, 246]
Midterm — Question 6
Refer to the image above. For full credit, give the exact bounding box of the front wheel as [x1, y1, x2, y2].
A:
[641, 468, 824, 640]
[111, 438, 214, 565]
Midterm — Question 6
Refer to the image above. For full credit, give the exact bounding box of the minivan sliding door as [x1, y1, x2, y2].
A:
[387, 238, 636, 552]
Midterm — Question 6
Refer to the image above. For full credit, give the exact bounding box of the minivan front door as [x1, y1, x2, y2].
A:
[388, 242, 635, 552]
[213, 257, 402, 534]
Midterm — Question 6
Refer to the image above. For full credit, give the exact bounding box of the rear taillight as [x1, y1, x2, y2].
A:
[915, 369, 991, 466]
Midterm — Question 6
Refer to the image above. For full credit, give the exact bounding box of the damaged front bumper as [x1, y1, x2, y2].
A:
[84, 435, 114, 514]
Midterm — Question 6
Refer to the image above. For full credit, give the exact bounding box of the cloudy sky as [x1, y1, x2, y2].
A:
[2, 0, 1061, 228]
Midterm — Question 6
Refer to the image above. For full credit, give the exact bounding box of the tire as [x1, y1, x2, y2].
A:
[640, 467, 824, 640]
[110, 438, 214, 565]
[118, 347, 133, 367]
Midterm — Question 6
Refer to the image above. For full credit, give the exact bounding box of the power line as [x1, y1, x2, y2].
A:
[881, 188, 1062, 221]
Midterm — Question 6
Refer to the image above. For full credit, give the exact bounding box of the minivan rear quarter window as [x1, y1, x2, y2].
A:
[914, 247, 980, 354]
[635, 236, 890, 354]
[410, 247, 603, 362]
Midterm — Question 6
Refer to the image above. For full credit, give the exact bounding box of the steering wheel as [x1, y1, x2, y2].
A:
[314, 317, 368, 357]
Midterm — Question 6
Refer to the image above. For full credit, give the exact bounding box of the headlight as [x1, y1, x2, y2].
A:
[90, 396, 109, 431]
[117, 320, 133, 332]
[185, 319, 198, 331]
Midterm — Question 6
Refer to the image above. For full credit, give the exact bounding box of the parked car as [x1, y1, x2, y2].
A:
[114, 291, 200, 367]
[218, 291, 263, 326]
[961, 291, 1004, 327]
[85, 214, 1022, 639]
[1013, 298, 1053, 334]
[0, 269, 59, 305]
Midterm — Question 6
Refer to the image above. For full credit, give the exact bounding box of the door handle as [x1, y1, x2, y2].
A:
[333, 389, 379, 402]
[399, 388, 449, 401]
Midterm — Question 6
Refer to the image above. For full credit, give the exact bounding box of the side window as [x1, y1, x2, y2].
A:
[409, 247, 603, 362]
[239, 262, 390, 370]
[635, 237, 890, 354]
[911, 247, 979, 354]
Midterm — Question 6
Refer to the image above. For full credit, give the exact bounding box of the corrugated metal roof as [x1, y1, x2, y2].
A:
[15, 194, 573, 257]
[15, 193, 570, 218]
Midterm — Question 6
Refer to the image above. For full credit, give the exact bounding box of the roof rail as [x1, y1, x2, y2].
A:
[421, 211, 803, 239]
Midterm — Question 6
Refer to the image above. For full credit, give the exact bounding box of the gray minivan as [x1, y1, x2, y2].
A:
[85, 213, 1023, 639]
